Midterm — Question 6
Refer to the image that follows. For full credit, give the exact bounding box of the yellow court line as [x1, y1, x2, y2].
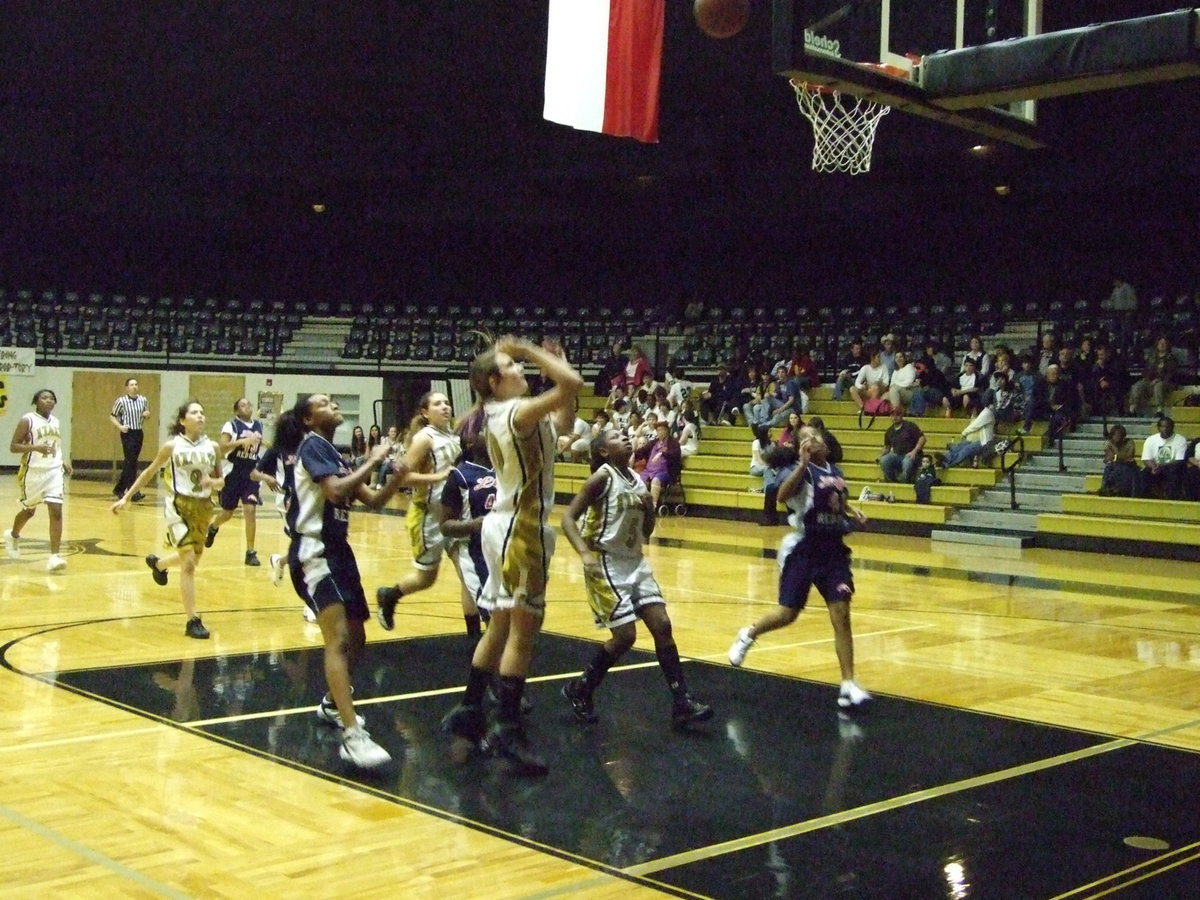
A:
[622, 738, 1135, 878]
[1048, 842, 1200, 899]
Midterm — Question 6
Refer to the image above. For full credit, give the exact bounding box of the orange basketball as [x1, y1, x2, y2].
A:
[693, 0, 750, 39]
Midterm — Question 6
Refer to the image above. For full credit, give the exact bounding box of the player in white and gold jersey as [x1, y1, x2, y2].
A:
[112, 400, 223, 640]
[560, 428, 712, 729]
[5, 389, 73, 571]
[441, 336, 582, 777]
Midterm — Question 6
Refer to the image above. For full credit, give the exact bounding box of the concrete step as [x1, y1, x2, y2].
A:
[1012, 471, 1088, 491]
[974, 489, 1063, 512]
[1023, 455, 1104, 473]
[931, 527, 1034, 550]
[949, 508, 1042, 531]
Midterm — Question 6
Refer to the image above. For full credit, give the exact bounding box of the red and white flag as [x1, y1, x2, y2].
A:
[543, 0, 665, 144]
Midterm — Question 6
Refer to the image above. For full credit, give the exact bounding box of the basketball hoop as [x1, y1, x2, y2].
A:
[790, 80, 891, 175]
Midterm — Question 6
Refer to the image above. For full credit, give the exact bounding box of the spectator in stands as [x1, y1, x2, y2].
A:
[849, 345, 889, 412]
[375, 425, 406, 488]
[635, 421, 682, 508]
[700, 363, 739, 425]
[595, 341, 627, 397]
[652, 393, 676, 429]
[787, 344, 820, 392]
[914, 343, 951, 413]
[749, 425, 772, 493]
[1086, 344, 1127, 417]
[960, 336, 992, 379]
[938, 398, 997, 469]
[741, 378, 775, 429]
[1044, 365, 1075, 439]
[1037, 332, 1058, 376]
[757, 443, 798, 527]
[1055, 346, 1088, 421]
[989, 372, 1020, 426]
[1127, 336, 1178, 417]
[926, 339, 955, 384]
[1017, 354, 1046, 434]
[1098, 424, 1137, 497]
[777, 411, 803, 449]
[833, 340, 866, 401]
[348, 426, 367, 467]
[557, 409, 592, 462]
[806, 416, 843, 465]
[879, 333, 898, 376]
[665, 367, 694, 410]
[878, 405, 926, 483]
[675, 408, 701, 459]
[1134, 416, 1188, 500]
[1103, 277, 1138, 312]
[944, 356, 983, 417]
[631, 411, 656, 453]
[769, 367, 809, 426]
[887, 351, 924, 415]
[613, 345, 653, 392]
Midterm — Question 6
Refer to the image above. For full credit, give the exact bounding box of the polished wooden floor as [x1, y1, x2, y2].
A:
[2, 473, 1199, 898]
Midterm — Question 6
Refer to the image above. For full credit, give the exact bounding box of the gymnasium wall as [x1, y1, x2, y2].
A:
[0, 365, 391, 470]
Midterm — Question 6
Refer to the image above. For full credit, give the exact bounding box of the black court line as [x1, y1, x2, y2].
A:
[31, 633, 1200, 898]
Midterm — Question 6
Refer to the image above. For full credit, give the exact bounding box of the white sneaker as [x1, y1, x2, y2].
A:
[269, 553, 286, 587]
[3, 529, 18, 558]
[858, 486, 872, 502]
[46, 554, 66, 572]
[316, 697, 365, 729]
[339, 726, 390, 769]
[728, 627, 755, 666]
[302, 605, 317, 623]
[838, 680, 873, 708]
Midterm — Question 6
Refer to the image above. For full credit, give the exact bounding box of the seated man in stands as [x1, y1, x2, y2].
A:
[1134, 416, 1189, 500]
[557, 408, 592, 462]
[849, 345, 889, 412]
[938, 398, 997, 469]
[1086, 344, 1127, 418]
[887, 350, 924, 415]
[1127, 336, 1178, 417]
[878, 405, 926, 483]
[1043, 364, 1076, 439]
[833, 340, 867, 401]
[943, 355, 983, 417]
[700, 363, 740, 426]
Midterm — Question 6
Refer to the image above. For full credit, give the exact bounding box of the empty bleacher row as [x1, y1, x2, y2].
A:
[4, 284, 1198, 379]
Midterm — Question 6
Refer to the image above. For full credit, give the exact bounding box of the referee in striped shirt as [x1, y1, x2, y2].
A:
[110, 377, 150, 501]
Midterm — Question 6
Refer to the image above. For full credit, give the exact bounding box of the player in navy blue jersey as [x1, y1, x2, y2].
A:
[207, 398, 265, 566]
[728, 429, 873, 710]
[287, 393, 409, 769]
[438, 410, 497, 641]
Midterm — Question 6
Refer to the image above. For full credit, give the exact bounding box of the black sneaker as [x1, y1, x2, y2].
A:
[671, 695, 714, 729]
[185, 616, 210, 639]
[484, 683, 534, 715]
[562, 679, 598, 724]
[130, 492, 146, 502]
[145, 555, 168, 586]
[440, 703, 485, 743]
[482, 722, 549, 777]
[205, 525, 218, 548]
[244, 550, 260, 567]
[375, 586, 400, 631]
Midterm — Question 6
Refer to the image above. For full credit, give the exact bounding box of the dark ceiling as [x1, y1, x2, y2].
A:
[2, 1, 1197, 310]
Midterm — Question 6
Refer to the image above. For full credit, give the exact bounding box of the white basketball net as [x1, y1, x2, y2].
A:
[790, 80, 891, 175]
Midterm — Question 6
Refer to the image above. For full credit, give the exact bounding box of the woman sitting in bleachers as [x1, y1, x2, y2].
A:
[1098, 424, 1137, 497]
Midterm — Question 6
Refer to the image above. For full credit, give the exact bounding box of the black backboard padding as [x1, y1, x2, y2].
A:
[924, 9, 1200, 107]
